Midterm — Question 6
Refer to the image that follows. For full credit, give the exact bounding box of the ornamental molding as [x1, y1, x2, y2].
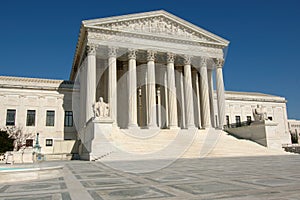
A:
[0, 76, 74, 91]
[87, 32, 224, 57]
[93, 16, 215, 42]
[87, 28, 225, 49]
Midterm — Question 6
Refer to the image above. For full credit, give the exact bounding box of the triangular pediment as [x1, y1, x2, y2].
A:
[83, 10, 229, 45]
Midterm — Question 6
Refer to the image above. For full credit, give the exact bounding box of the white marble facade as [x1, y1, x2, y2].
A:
[0, 11, 294, 155]
[71, 10, 229, 131]
[0, 76, 76, 154]
[0, 77, 291, 153]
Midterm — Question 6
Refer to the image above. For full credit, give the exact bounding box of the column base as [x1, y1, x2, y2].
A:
[168, 126, 180, 130]
[112, 122, 119, 129]
[127, 124, 139, 129]
[202, 124, 212, 129]
[146, 125, 159, 130]
[186, 126, 198, 130]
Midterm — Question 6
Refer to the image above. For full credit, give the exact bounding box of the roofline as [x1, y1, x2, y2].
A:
[82, 10, 229, 44]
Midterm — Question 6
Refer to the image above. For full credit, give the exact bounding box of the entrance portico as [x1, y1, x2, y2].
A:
[71, 10, 229, 131]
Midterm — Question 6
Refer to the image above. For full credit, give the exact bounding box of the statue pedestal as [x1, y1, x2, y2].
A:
[79, 117, 116, 161]
[263, 120, 282, 149]
[225, 120, 282, 150]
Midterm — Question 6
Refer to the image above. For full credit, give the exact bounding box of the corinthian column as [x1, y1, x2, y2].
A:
[85, 44, 96, 123]
[147, 50, 158, 128]
[167, 53, 178, 129]
[183, 55, 195, 129]
[108, 47, 118, 125]
[207, 69, 215, 127]
[127, 49, 138, 128]
[199, 57, 211, 128]
[215, 58, 226, 129]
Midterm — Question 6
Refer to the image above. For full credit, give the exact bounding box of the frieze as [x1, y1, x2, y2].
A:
[87, 32, 224, 58]
[87, 28, 224, 49]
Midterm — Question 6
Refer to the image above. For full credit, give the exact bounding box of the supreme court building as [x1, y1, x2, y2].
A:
[71, 10, 228, 130]
[0, 11, 292, 160]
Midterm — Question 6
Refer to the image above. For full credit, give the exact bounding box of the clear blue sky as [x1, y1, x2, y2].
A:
[0, 0, 299, 119]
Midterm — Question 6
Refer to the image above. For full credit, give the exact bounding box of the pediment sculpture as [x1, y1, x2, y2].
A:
[95, 16, 213, 42]
[93, 97, 110, 118]
[252, 105, 268, 121]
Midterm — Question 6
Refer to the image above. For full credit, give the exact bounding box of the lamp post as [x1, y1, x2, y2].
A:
[33, 133, 41, 154]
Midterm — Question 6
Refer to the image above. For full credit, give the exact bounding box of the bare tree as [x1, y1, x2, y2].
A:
[1, 126, 34, 151]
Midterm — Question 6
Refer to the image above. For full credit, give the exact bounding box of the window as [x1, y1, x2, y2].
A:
[46, 111, 55, 126]
[268, 116, 273, 121]
[26, 139, 33, 147]
[235, 116, 241, 127]
[45, 139, 53, 147]
[6, 109, 16, 126]
[26, 110, 36, 126]
[226, 115, 230, 126]
[64, 111, 73, 127]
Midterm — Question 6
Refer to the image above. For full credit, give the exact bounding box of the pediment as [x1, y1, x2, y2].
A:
[83, 10, 229, 46]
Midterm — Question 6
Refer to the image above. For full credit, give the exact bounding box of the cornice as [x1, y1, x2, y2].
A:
[224, 91, 286, 103]
[0, 76, 72, 84]
[0, 76, 74, 91]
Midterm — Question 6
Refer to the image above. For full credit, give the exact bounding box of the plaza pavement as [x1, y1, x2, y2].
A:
[0, 155, 300, 200]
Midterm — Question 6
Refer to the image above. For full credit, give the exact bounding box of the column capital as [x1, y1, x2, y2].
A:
[108, 46, 118, 57]
[183, 55, 192, 65]
[200, 57, 208, 67]
[214, 58, 224, 68]
[86, 44, 97, 56]
[167, 53, 175, 63]
[147, 50, 156, 61]
[128, 49, 137, 60]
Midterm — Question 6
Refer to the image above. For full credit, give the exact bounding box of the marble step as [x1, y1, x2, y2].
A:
[91, 129, 290, 162]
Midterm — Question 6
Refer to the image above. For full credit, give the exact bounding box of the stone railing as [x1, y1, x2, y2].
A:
[224, 120, 281, 149]
[224, 120, 252, 129]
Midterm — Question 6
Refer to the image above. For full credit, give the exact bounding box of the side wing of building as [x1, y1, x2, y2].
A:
[0, 76, 77, 154]
[218, 91, 290, 144]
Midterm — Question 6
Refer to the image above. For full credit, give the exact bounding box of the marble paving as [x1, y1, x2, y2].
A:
[0, 155, 300, 199]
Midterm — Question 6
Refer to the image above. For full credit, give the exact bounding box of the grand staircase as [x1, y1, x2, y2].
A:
[90, 128, 290, 162]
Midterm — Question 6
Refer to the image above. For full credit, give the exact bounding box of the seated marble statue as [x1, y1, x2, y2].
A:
[252, 104, 268, 121]
[93, 97, 109, 118]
